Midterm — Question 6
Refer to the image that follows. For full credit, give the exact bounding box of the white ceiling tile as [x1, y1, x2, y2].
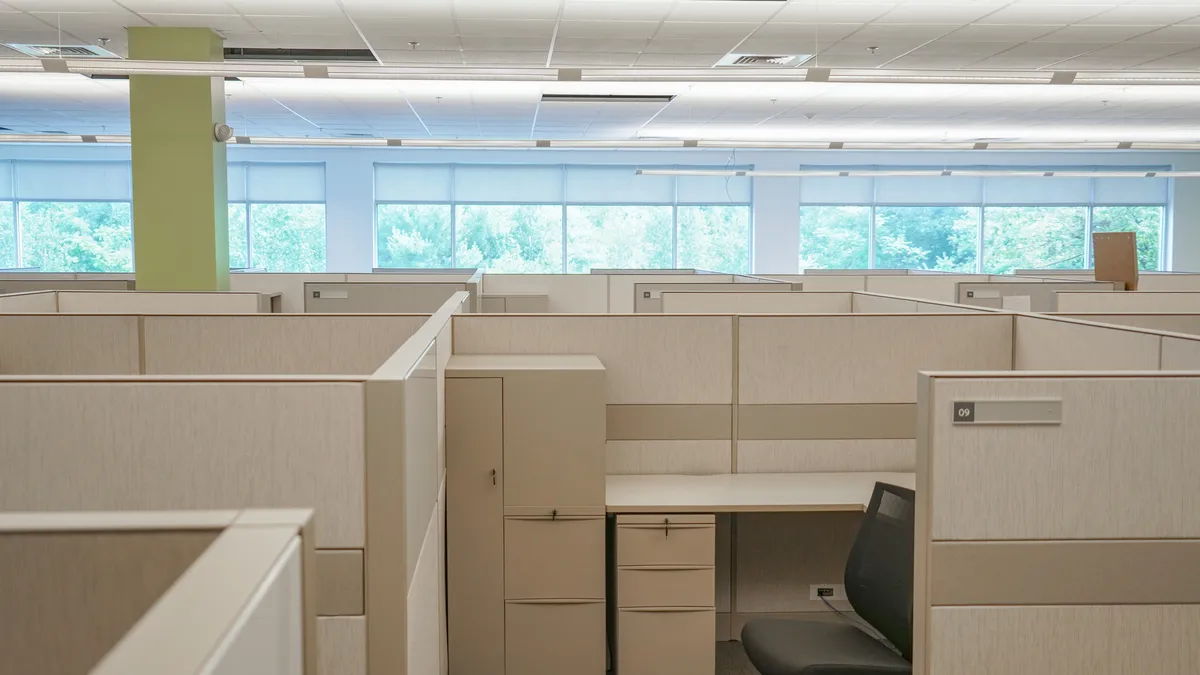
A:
[460, 35, 550, 51]
[804, 53, 893, 68]
[773, 2, 895, 24]
[456, 18, 555, 36]
[560, 1, 671, 22]
[1080, 5, 1200, 25]
[376, 48, 463, 64]
[751, 22, 861, 41]
[1083, 42, 1197, 58]
[1034, 25, 1160, 43]
[634, 53, 725, 66]
[819, 40, 929, 57]
[0, 9, 52, 29]
[991, 41, 1095, 58]
[665, 1, 783, 22]
[908, 40, 1014, 57]
[453, 0, 561, 20]
[883, 55, 996, 69]
[4, 0, 124, 10]
[242, 15, 351, 33]
[339, 0, 451, 18]
[219, 31, 277, 48]
[976, 5, 1110, 24]
[556, 20, 660, 38]
[873, 2, 1009, 24]
[262, 33, 367, 49]
[139, 13, 256, 31]
[644, 36, 744, 54]
[1128, 49, 1200, 69]
[552, 36, 649, 53]
[30, 10, 151, 33]
[461, 50, 548, 65]
[227, 0, 344, 16]
[1128, 25, 1200, 43]
[838, 23, 955, 42]
[365, 34, 461, 50]
[654, 21, 759, 39]
[1051, 55, 1154, 70]
[348, 17, 456, 32]
[549, 52, 639, 66]
[939, 24, 1060, 42]
[120, 0, 237, 12]
[966, 55, 1063, 69]
[735, 37, 820, 54]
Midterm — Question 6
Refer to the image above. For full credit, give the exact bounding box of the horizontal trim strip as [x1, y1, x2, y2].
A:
[315, 549, 364, 617]
[607, 405, 732, 441]
[931, 540, 1200, 606]
[738, 404, 916, 440]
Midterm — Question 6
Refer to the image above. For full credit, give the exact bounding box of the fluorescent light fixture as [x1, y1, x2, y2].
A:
[635, 168, 1200, 178]
[249, 136, 387, 146]
[397, 139, 537, 147]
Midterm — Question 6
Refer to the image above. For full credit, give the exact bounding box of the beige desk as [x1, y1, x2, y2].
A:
[605, 472, 916, 514]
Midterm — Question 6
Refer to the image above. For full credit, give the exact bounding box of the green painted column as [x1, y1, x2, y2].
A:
[128, 27, 228, 291]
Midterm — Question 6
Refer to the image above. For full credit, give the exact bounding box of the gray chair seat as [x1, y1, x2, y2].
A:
[741, 618, 912, 675]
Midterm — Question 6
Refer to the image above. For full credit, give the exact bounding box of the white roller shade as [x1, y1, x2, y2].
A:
[246, 163, 325, 202]
[799, 176, 873, 204]
[454, 165, 562, 203]
[1093, 177, 1168, 204]
[375, 164, 453, 202]
[14, 161, 132, 201]
[875, 176, 983, 205]
[0, 161, 11, 200]
[677, 173, 752, 204]
[565, 166, 674, 204]
[984, 177, 1090, 204]
[227, 162, 246, 202]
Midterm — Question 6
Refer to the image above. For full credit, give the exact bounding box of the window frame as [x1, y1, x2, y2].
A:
[228, 162, 327, 271]
[15, 199, 136, 273]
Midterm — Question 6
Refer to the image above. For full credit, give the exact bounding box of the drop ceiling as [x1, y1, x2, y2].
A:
[2, 0, 1200, 143]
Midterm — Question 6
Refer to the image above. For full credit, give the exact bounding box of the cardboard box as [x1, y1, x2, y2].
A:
[1093, 232, 1139, 291]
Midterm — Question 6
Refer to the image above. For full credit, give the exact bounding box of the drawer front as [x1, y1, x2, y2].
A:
[617, 567, 715, 609]
[618, 608, 715, 675]
[507, 601, 606, 675]
[617, 520, 714, 567]
[505, 516, 605, 600]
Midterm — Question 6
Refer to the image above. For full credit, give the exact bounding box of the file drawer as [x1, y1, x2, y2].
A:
[617, 515, 715, 568]
[507, 600, 606, 675]
[618, 608, 715, 675]
[505, 515, 605, 600]
[617, 567, 715, 609]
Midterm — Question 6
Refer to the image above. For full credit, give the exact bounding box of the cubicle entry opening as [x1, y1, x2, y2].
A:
[634, 282, 802, 313]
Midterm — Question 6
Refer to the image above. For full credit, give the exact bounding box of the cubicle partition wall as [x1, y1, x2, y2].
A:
[0, 278, 134, 295]
[0, 290, 279, 314]
[481, 274, 609, 313]
[306, 281, 473, 314]
[915, 371, 1200, 675]
[1056, 290, 1200, 313]
[0, 509, 317, 675]
[633, 282, 797, 313]
[1053, 312, 1200, 335]
[0, 291, 469, 675]
[0, 290, 57, 312]
[957, 281, 1118, 311]
[230, 272, 480, 314]
[661, 291, 854, 314]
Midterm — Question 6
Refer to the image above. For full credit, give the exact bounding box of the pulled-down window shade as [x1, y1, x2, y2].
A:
[375, 164, 453, 202]
[565, 166, 674, 204]
[14, 160, 132, 201]
[677, 173, 752, 204]
[227, 162, 246, 202]
[0, 161, 12, 200]
[983, 177, 1092, 205]
[242, 163, 325, 203]
[454, 165, 563, 203]
[1094, 177, 1169, 205]
[875, 176, 983, 205]
[799, 176, 873, 205]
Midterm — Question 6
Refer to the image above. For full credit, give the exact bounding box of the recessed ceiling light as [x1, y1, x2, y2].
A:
[716, 53, 813, 67]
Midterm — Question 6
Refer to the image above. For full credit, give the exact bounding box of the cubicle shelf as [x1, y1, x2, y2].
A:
[605, 473, 915, 514]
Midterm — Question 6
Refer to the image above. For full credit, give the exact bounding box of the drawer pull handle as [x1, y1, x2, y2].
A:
[491, 469, 496, 486]
[552, 509, 558, 521]
[664, 517, 670, 537]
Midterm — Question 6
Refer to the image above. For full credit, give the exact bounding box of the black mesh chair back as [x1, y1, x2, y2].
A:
[843, 481, 916, 662]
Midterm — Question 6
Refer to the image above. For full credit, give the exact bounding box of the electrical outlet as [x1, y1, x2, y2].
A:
[809, 584, 847, 602]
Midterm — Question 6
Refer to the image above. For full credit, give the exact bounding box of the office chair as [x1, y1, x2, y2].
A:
[741, 482, 915, 675]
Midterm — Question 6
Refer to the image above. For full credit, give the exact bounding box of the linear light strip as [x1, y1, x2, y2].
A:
[635, 169, 1200, 178]
[2, 134, 1200, 153]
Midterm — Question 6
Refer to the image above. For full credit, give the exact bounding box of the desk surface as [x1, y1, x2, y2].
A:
[605, 472, 916, 514]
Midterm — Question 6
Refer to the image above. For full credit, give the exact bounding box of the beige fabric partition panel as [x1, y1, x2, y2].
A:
[851, 293, 919, 313]
[0, 278, 134, 295]
[957, 281, 1116, 311]
[1053, 312, 1200, 335]
[1056, 290, 1200, 313]
[863, 275, 988, 303]
[453, 314, 734, 475]
[1013, 315, 1162, 370]
[660, 291, 853, 314]
[0, 315, 140, 374]
[1135, 273, 1200, 291]
[306, 282, 466, 314]
[788, 275, 868, 292]
[608, 274, 734, 313]
[916, 373, 1200, 675]
[1161, 335, 1200, 369]
[0, 290, 57, 312]
[143, 315, 429, 375]
[231, 273, 345, 313]
[635, 283, 795, 313]
[56, 291, 265, 314]
[481, 274, 608, 313]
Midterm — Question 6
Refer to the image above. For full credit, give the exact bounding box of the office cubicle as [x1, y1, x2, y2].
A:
[0, 278, 134, 295]
[0, 509, 315, 675]
[633, 282, 799, 313]
[1056, 290, 1200, 313]
[0, 290, 280, 314]
[657, 291, 989, 314]
[956, 280, 1118, 311]
[915, 371, 1200, 675]
[305, 281, 471, 314]
[1051, 312, 1200, 335]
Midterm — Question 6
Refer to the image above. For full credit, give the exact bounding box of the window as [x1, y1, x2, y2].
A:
[228, 163, 327, 272]
[875, 206, 979, 272]
[677, 205, 751, 273]
[0, 204, 14, 268]
[376, 204, 452, 269]
[983, 206, 1087, 274]
[19, 202, 134, 273]
[1092, 206, 1163, 271]
[456, 205, 562, 273]
[566, 205, 673, 273]
[799, 206, 870, 269]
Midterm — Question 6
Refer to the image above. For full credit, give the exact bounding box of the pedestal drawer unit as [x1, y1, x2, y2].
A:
[615, 514, 716, 675]
[447, 355, 607, 675]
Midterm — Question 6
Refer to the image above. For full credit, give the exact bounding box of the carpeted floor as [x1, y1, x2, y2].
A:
[717, 641, 761, 675]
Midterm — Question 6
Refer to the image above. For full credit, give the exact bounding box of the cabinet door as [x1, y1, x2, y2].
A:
[446, 377, 504, 675]
[618, 608, 715, 675]
[502, 371, 606, 509]
[505, 516, 605, 600]
[506, 601, 606, 675]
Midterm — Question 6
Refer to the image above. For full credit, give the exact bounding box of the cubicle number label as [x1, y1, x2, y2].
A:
[954, 402, 976, 423]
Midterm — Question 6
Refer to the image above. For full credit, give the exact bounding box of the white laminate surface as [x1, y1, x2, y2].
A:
[605, 472, 915, 513]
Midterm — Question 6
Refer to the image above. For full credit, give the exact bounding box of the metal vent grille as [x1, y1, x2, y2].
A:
[4, 44, 120, 58]
[716, 52, 812, 67]
[733, 55, 792, 65]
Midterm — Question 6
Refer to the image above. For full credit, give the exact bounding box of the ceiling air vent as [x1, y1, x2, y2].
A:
[716, 53, 811, 67]
[4, 43, 121, 58]
[224, 48, 377, 62]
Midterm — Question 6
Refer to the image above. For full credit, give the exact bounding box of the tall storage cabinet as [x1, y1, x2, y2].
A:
[446, 355, 607, 675]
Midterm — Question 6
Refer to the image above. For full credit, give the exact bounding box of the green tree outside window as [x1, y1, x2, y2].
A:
[875, 206, 978, 272]
[0, 204, 14, 268]
[1092, 206, 1162, 271]
[227, 203, 249, 269]
[19, 202, 133, 273]
[566, 205, 672, 272]
[983, 206, 1086, 274]
[376, 204, 452, 268]
[247, 203, 326, 272]
[799, 205, 870, 269]
[455, 205, 562, 273]
[678, 205, 751, 273]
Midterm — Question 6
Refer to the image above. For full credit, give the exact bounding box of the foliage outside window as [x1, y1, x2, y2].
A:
[248, 204, 326, 273]
[1092, 206, 1162, 271]
[566, 205, 673, 273]
[456, 205, 563, 273]
[227, 203, 249, 269]
[874, 206, 978, 272]
[376, 204, 452, 269]
[0, 204, 14, 268]
[678, 205, 751, 273]
[983, 206, 1087, 274]
[18, 202, 133, 273]
[799, 205, 870, 269]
